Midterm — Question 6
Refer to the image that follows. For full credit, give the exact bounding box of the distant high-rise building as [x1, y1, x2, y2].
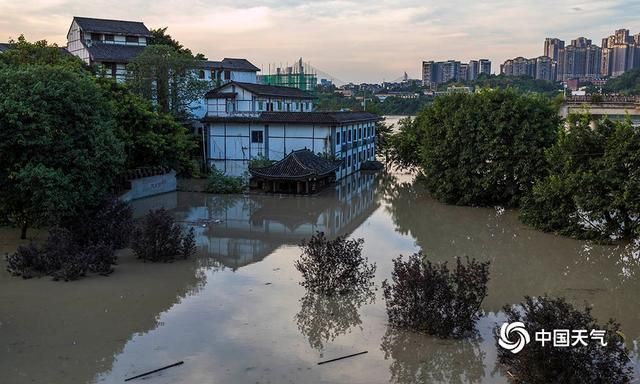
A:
[479, 59, 491, 75]
[600, 28, 640, 77]
[556, 37, 601, 81]
[421, 58, 490, 87]
[544, 38, 565, 62]
[468, 60, 479, 80]
[535, 56, 554, 81]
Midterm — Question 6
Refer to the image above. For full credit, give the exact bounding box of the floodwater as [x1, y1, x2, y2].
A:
[1, 171, 639, 383]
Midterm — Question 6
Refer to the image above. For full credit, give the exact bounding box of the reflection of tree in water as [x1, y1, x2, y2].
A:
[295, 289, 375, 351]
[380, 326, 486, 384]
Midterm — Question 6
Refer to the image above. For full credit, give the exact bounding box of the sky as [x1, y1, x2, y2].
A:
[1, 0, 639, 83]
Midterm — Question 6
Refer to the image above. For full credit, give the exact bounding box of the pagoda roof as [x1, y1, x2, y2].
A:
[249, 149, 340, 181]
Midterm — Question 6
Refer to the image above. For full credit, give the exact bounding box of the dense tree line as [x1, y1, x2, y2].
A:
[0, 36, 198, 237]
[601, 68, 640, 95]
[388, 89, 639, 241]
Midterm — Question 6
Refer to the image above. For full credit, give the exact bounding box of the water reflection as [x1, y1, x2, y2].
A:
[383, 177, 640, 341]
[381, 326, 487, 384]
[295, 289, 376, 352]
[173, 172, 381, 270]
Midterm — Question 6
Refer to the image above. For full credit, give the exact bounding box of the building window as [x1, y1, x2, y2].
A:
[277, 101, 282, 110]
[348, 155, 351, 167]
[258, 101, 264, 111]
[104, 34, 114, 42]
[91, 33, 101, 41]
[198, 70, 205, 79]
[286, 103, 291, 112]
[348, 130, 351, 142]
[358, 128, 362, 139]
[126, 35, 139, 43]
[251, 131, 264, 143]
[336, 132, 341, 145]
[224, 70, 231, 80]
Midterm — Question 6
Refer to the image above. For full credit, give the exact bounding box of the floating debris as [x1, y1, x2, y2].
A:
[124, 361, 184, 381]
[317, 351, 368, 365]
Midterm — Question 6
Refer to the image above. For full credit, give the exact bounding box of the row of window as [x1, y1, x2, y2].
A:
[341, 147, 375, 170]
[257, 101, 311, 112]
[88, 33, 140, 43]
[336, 124, 375, 145]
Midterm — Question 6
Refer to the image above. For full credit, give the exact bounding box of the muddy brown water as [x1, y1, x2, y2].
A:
[1, 171, 638, 383]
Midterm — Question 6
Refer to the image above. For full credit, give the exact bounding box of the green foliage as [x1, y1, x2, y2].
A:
[132, 208, 196, 262]
[98, 79, 197, 175]
[382, 253, 490, 338]
[521, 114, 640, 241]
[248, 154, 275, 169]
[388, 117, 422, 170]
[375, 121, 393, 164]
[127, 45, 213, 121]
[149, 27, 206, 59]
[205, 167, 245, 194]
[498, 296, 631, 384]
[0, 35, 86, 70]
[441, 74, 563, 97]
[400, 89, 560, 206]
[0, 64, 124, 237]
[602, 68, 640, 95]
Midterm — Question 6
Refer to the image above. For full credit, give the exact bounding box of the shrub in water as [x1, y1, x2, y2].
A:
[295, 232, 376, 295]
[497, 296, 631, 384]
[205, 166, 245, 194]
[132, 208, 196, 262]
[382, 253, 490, 338]
[63, 196, 134, 249]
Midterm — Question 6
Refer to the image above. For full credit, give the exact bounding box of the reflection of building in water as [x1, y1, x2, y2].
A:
[176, 172, 380, 269]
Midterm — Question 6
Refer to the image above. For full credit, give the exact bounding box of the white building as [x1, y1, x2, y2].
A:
[202, 81, 380, 179]
[192, 58, 261, 119]
[66, 16, 151, 81]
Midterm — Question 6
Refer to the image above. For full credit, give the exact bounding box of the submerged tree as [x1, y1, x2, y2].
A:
[391, 89, 559, 206]
[132, 209, 196, 262]
[521, 114, 640, 241]
[382, 253, 490, 338]
[295, 232, 376, 295]
[0, 65, 124, 238]
[497, 296, 631, 384]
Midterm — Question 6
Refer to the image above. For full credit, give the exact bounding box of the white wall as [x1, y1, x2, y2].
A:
[208, 121, 376, 179]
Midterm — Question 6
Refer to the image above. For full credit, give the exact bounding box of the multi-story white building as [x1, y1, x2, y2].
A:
[202, 81, 379, 179]
[66, 16, 151, 81]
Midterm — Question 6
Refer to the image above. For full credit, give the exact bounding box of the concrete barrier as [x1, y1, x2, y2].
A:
[120, 170, 177, 202]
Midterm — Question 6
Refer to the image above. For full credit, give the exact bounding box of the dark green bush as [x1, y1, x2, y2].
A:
[497, 296, 631, 383]
[132, 208, 196, 262]
[5, 227, 115, 281]
[382, 253, 490, 338]
[205, 166, 245, 194]
[295, 232, 376, 295]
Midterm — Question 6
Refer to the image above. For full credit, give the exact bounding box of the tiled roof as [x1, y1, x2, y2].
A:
[205, 81, 314, 99]
[199, 58, 260, 72]
[87, 43, 146, 63]
[203, 111, 382, 124]
[73, 17, 151, 36]
[249, 149, 340, 180]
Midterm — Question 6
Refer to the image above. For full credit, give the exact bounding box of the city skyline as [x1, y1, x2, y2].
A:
[1, 0, 639, 83]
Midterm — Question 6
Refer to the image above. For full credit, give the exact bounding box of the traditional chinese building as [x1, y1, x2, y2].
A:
[248, 149, 340, 194]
